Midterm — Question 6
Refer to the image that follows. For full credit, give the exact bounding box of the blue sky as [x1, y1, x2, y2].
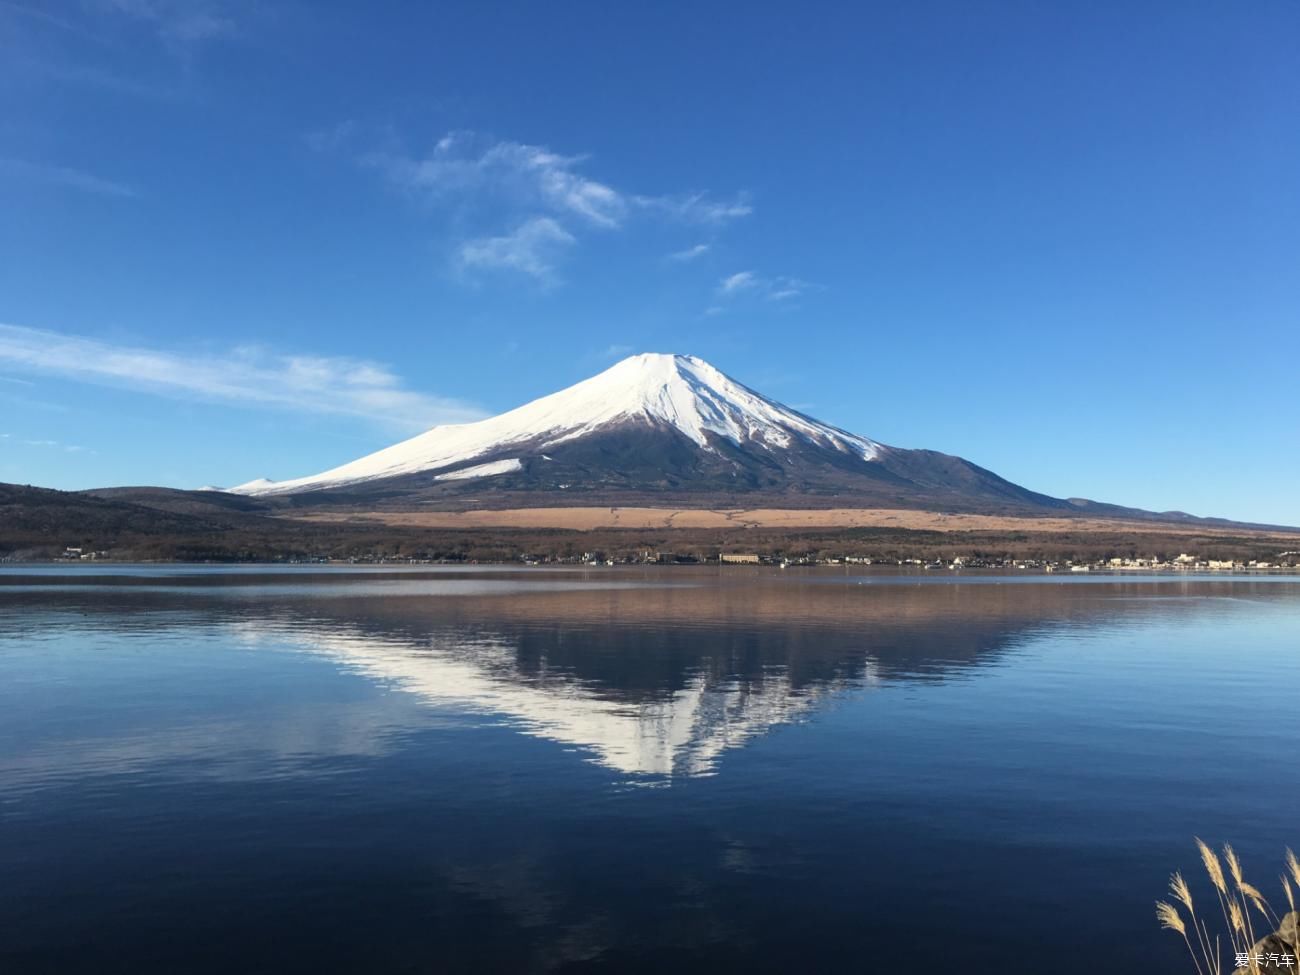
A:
[2, 1, 1297, 524]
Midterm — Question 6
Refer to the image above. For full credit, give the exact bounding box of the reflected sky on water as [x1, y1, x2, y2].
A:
[3, 567, 1299, 973]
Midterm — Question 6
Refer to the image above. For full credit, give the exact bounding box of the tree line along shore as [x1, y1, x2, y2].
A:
[4, 482, 1297, 567]
[8, 524, 1300, 568]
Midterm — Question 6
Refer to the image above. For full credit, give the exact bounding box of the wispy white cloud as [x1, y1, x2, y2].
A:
[719, 270, 759, 294]
[457, 216, 576, 283]
[767, 283, 808, 301]
[0, 432, 92, 453]
[716, 270, 820, 304]
[337, 130, 752, 281]
[97, 0, 236, 44]
[0, 323, 486, 432]
[636, 192, 753, 224]
[0, 158, 136, 197]
[2, 1, 225, 93]
[364, 133, 628, 229]
[667, 243, 710, 262]
[1, 1, 107, 41]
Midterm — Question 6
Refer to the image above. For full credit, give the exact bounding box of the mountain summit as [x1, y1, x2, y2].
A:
[230, 352, 1065, 512]
[236, 354, 879, 495]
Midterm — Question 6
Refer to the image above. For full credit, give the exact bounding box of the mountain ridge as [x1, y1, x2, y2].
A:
[231, 353, 884, 496]
[223, 352, 1088, 516]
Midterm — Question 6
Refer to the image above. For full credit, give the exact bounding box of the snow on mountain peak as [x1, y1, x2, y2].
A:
[579, 353, 876, 455]
[230, 353, 881, 496]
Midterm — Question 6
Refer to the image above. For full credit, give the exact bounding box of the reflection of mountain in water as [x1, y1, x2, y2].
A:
[3, 569, 1262, 780]
[207, 571, 1236, 780]
[235, 618, 871, 778]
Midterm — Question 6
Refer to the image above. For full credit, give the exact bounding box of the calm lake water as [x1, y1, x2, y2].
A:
[3, 566, 1299, 974]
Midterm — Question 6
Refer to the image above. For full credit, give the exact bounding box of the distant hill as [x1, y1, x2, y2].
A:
[3, 479, 1297, 564]
[0, 483, 235, 538]
[0, 483, 278, 559]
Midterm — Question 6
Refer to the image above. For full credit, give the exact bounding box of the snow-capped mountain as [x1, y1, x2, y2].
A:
[230, 352, 1066, 512]
[233, 354, 879, 495]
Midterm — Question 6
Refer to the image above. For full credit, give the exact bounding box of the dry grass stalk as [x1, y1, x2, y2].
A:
[1200, 838, 1228, 894]
[1226, 845, 1244, 887]
[1229, 899, 1245, 935]
[1158, 840, 1300, 975]
[1159, 899, 1208, 975]
[1160, 900, 1188, 935]
[1239, 881, 1277, 927]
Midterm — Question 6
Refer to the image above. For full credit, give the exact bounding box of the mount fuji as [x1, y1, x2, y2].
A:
[228, 353, 1078, 514]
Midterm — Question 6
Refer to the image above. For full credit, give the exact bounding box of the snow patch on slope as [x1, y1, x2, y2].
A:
[433, 458, 523, 481]
[231, 353, 881, 496]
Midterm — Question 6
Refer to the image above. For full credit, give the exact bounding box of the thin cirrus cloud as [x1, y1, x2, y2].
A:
[98, 0, 237, 45]
[361, 131, 751, 228]
[638, 194, 752, 223]
[364, 135, 628, 229]
[0, 323, 486, 432]
[0, 432, 91, 454]
[0, 158, 136, 198]
[2, 0, 234, 97]
[719, 270, 759, 294]
[458, 216, 576, 284]
[667, 243, 710, 262]
[335, 129, 752, 281]
[717, 270, 818, 303]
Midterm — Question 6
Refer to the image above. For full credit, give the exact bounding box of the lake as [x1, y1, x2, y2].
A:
[3, 565, 1298, 973]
